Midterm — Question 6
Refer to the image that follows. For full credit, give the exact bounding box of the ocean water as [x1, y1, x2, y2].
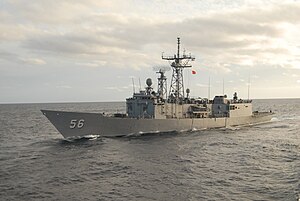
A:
[0, 99, 299, 201]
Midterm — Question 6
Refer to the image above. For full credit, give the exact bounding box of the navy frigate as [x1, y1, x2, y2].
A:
[42, 38, 274, 138]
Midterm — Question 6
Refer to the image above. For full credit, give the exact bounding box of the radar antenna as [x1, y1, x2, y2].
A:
[162, 37, 195, 103]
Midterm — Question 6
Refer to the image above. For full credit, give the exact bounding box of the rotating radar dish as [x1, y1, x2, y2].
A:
[146, 78, 152, 87]
[152, 66, 171, 73]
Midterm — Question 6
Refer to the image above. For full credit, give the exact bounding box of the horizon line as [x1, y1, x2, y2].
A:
[1, 96, 300, 105]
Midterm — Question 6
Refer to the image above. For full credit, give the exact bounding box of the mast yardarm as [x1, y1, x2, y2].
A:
[162, 38, 195, 102]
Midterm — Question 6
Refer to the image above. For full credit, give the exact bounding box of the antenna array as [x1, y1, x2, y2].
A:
[162, 38, 195, 102]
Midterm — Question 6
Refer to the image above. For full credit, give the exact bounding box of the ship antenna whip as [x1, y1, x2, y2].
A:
[247, 75, 251, 100]
[208, 76, 210, 100]
[223, 78, 225, 95]
[132, 77, 135, 94]
[139, 78, 142, 91]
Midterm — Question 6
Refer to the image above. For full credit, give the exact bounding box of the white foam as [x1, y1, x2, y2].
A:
[190, 127, 207, 132]
[271, 117, 279, 122]
[84, 134, 101, 140]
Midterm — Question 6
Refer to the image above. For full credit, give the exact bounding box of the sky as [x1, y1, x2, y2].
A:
[1, 0, 300, 103]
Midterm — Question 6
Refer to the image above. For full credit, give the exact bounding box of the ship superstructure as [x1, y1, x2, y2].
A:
[41, 38, 274, 138]
[126, 38, 253, 121]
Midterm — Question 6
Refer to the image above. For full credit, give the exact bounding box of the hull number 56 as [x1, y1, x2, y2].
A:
[70, 119, 85, 129]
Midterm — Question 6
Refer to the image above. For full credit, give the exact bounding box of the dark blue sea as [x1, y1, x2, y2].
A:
[0, 99, 299, 201]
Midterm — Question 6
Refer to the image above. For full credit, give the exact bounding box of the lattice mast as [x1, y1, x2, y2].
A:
[157, 69, 168, 101]
[162, 37, 195, 102]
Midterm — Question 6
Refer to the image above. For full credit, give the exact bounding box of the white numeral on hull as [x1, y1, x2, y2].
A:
[70, 119, 85, 129]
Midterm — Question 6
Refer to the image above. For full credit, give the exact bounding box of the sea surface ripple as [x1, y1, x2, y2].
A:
[0, 99, 299, 201]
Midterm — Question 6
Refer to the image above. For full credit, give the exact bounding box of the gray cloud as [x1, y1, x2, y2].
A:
[17, 3, 298, 71]
[1, 0, 300, 102]
[0, 51, 18, 60]
[0, 50, 46, 66]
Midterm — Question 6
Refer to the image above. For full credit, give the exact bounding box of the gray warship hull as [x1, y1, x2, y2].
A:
[41, 38, 275, 138]
[41, 110, 273, 138]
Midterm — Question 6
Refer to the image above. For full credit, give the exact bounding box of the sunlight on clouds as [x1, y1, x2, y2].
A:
[3, 1, 300, 72]
[20, 58, 46, 65]
[1, 0, 300, 101]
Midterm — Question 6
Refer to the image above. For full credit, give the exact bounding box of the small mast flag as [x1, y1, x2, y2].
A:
[192, 70, 197, 74]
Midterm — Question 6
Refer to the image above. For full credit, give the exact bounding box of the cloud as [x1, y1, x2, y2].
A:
[0, 51, 18, 60]
[20, 58, 46, 65]
[75, 61, 107, 67]
[11, 2, 298, 72]
[1, 0, 300, 102]
[0, 51, 46, 65]
[231, 3, 300, 24]
[0, 24, 26, 41]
